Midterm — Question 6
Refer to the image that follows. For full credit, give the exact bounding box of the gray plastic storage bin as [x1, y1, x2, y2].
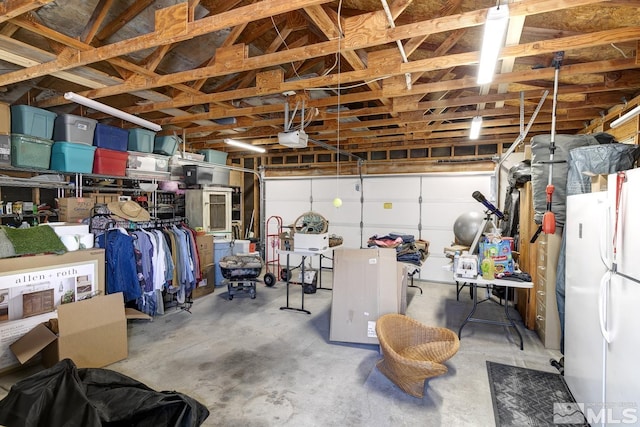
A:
[53, 114, 97, 145]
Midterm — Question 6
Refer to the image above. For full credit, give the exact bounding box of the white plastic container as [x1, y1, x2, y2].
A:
[232, 240, 251, 255]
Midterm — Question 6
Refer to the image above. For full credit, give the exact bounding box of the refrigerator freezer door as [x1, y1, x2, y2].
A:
[605, 168, 640, 424]
[564, 191, 609, 414]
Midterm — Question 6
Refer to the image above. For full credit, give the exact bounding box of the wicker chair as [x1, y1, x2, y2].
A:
[375, 314, 460, 398]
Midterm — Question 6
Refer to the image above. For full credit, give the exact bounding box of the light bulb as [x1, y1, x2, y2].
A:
[333, 198, 343, 208]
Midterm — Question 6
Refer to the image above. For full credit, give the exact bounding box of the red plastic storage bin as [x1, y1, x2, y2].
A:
[93, 147, 128, 176]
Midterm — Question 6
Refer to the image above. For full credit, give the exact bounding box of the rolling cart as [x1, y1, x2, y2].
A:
[220, 254, 263, 300]
[264, 215, 283, 287]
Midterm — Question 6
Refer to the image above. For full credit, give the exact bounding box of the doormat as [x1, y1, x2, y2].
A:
[486, 361, 588, 427]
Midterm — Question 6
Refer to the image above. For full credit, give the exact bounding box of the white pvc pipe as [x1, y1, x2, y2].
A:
[64, 92, 162, 132]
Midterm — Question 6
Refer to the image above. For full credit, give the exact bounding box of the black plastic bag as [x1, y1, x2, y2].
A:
[0, 359, 209, 427]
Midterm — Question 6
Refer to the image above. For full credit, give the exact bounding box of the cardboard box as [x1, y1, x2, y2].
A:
[591, 174, 608, 192]
[478, 238, 515, 277]
[330, 248, 400, 344]
[196, 234, 214, 269]
[56, 197, 95, 222]
[0, 102, 9, 134]
[193, 265, 215, 299]
[193, 234, 216, 297]
[279, 232, 294, 251]
[10, 292, 127, 369]
[398, 263, 408, 315]
[0, 249, 106, 371]
[87, 193, 120, 204]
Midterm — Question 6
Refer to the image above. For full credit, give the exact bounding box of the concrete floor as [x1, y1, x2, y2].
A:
[0, 274, 562, 426]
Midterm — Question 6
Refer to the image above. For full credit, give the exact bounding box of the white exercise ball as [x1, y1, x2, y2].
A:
[453, 211, 484, 246]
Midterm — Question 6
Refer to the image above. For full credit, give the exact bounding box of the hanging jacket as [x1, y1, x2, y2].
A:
[105, 230, 141, 302]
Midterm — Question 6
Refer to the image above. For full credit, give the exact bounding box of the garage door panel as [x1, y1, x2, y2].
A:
[364, 177, 421, 198]
[264, 172, 493, 283]
[363, 201, 420, 227]
[421, 174, 492, 200]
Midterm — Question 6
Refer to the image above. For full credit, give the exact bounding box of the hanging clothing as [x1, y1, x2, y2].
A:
[105, 229, 141, 302]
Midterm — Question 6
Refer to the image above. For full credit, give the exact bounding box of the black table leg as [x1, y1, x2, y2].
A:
[280, 254, 311, 314]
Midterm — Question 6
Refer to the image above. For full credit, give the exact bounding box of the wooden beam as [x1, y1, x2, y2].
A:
[0, 0, 54, 22]
[0, 0, 332, 86]
[81, 0, 114, 44]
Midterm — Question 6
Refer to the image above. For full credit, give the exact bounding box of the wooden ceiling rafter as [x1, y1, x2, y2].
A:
[0, 0, 638, 153]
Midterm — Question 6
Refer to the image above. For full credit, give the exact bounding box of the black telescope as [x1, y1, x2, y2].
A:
[472, 191, 505, 219]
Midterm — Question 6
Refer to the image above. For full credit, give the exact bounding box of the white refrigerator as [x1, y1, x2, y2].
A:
[565, 168, 640, 426]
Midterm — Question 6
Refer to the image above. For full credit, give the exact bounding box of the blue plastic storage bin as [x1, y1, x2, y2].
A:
[199, 149, 228, 165]
[153, 135, 180, 156]
[10, 105, 57, 139]
[94, 123, 129, 151]
[214, 239, 233, 286]
[53, 114, 97, 144]
[128, 128, 156, 153]
[50, 141, 96, 173]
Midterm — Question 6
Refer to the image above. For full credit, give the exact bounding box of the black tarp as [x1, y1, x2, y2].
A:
[0, 359, 209, 427]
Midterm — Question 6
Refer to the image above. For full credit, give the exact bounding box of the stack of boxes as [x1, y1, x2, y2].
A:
[4, 104, 184, 179]
[51, 113, 98, 173]
[125, 130, 179, 179]
[93, 123, 129, 176]
[9, 105, 57, 169]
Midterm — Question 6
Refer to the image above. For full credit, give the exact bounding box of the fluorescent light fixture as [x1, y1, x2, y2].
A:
[224, 138, 266, 153]
[470, 116, 483, 140]
[610, 104, 640, 128]
[477, 5, 510, 85]
[64, 92, 162, 132]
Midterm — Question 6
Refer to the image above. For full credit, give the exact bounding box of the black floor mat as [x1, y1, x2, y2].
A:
[486, 361, 589, 427]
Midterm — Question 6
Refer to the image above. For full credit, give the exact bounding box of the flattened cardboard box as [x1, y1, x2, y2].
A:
[329, 248, 400, 345]
[10, 292, 127, 369]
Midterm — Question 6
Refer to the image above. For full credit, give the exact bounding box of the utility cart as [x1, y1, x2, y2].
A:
[219, 254, 263, 300]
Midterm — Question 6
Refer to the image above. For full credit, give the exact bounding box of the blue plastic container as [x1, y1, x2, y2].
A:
[153, 135, 180, 156]
[94, 123, 129, 151]
[50, 141, 96, 173]
[11, 105, 57, 139]
[213, 239, 232, 286]
[128, 128, 156, 153]
[199, 149, 228, 165]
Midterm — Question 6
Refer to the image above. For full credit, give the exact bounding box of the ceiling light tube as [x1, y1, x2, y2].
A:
[477, 5, 510, 85]
[224, 138, 266, 153]
[610, 104, 640, 128]
[64, 92, 162, 132]
[470, 116, 483, 140]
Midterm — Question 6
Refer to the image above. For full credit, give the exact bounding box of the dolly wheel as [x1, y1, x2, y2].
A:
[280, 268, 291, 281]
[264, 272, 276, 287]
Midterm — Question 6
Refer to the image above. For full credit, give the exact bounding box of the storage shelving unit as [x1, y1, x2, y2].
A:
[0, 165, 181, 223]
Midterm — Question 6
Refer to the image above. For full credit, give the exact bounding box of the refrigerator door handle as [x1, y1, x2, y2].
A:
[599, 271, 612, 343]
[598, 200, 611, 270]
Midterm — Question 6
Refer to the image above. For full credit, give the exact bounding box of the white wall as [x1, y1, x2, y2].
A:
[264, 171, 493, 283]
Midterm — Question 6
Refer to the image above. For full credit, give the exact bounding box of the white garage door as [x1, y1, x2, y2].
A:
[264, 172, 493, 283]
